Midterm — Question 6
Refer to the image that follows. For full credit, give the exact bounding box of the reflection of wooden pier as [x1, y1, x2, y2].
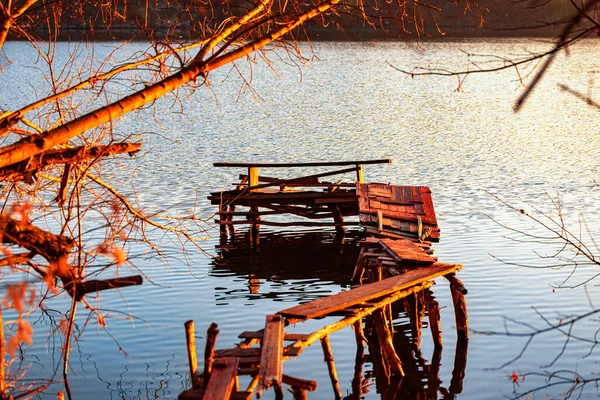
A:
[182, 159, 469, 399]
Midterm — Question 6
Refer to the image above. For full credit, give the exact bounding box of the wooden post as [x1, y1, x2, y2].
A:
[351, 248, 366, 284]
[248, 167, 259, 192]
[373, 310, 404, 377]
[424, 289, 443, 348]
[219, 203, 227, 236]
[184, 320, 200, 389]
[356, 164, 364, 183]
[377, 209, 383, 233]
[329, 204, 345, 235]
[320, 335, 342, 399]
[249, 203, 260, 245]
[204, 323, 220, 386]
[227, 205, 236, 237]
[447, 275, 469, 340]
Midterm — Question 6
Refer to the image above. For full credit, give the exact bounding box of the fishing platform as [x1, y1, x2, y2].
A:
[180, 159, 468, 399]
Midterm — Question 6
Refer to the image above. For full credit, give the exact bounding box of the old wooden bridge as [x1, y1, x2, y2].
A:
[180, 159, 468, 399]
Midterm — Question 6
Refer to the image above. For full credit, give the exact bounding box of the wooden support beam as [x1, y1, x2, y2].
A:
[214, 159, 392, 168]
[329, 204, 345, 235]
[278, 263, 461, 320]
[351, 247, 366, 284]
[447, 275, 469, 340]
[184, 320, 200, 390]
[320, 336, 342, 399]
[288, 282, 434, 351]
[238, 331, 310, 342]
[204, 323, 220, 386]
[216, 219, 359, 227]
[203, 357, 239, 400]
[258, 315, 284, 396]
[245, 166, 359, 192]
[282, 374, 318, 391]
[424, 289, 443, 348]
[373, 310, 404, 377]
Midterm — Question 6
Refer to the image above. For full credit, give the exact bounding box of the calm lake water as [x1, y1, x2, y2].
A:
[2, 38, 600, 399]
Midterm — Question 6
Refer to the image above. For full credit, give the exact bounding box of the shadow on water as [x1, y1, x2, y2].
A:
[210, 229, 363, 302]
[201, 228, 469, 399]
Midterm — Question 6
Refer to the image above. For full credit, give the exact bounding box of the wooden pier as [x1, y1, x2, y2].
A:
[183, 159, 469, 399]
[208, 159, 391, 239]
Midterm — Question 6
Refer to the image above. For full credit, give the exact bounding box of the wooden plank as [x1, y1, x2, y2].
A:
[238, 331, 310, 342]
[378, 239, 436, 265]
[277, 263, 462, 320]
[213, 159, 392, 168]
[259, 315, 284, 391]
[203, 357, 239, 400]
[215, 346, 300, 358]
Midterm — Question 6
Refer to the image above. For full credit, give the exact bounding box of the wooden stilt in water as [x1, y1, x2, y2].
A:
[249, 203, 260, 245]
[352, 248, 366, 284]
[184, 320, 201, 389]
[446, 274, 469, 340]
[227, 205, 236, 237]
[204, 323, 220, 386]
[320, 335, 342, 399]
[329, 204, 345, 236]
[373, 310, 404, 378]
[219, 203, 228, 236]
[424, 289, 443, 348]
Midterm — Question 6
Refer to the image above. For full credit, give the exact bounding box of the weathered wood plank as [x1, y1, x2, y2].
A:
[259, 315, 284, 391]
[203, 357, 239, 400]
[277, 263, 462, 320]
[238, 331, 310, 342]
[215, 346, 300, 358]
[213, 159, 392, 168]
[378, 239, 436, 265]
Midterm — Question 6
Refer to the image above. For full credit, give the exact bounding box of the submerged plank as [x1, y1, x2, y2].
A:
[277, 263, 461, 320]
[203, 357, 239, 400]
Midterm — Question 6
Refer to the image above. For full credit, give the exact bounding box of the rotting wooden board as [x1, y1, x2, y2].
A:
[259, 315, 284, 391]
[238, 331, 310, 342]
[203, 357, 239, 400]
[378, 239, 436, 265]
[215, 346, 301, 358]
[277, 263, 462, 320]
[357, 184, 440, 241]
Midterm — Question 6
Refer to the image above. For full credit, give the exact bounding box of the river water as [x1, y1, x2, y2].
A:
[2, 38, 600, 399]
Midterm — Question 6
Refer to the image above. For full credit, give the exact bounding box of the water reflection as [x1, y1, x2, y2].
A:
[210, 229, 362, 303]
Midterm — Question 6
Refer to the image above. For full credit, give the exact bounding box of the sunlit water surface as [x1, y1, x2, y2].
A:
[1, 39, 600, 399]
